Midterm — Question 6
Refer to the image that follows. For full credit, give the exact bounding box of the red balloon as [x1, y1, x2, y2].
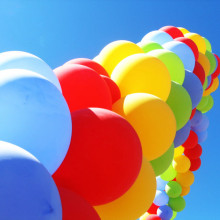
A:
[190, 108, 196, 120]
[65, 58, 109, 77]
[54, 64, 112, 112]
[182, 130, 198, 149]
[101, 75, 121, 104]
[175, 37, 199, 61]
[58, 187, 101, 220]
[148, 203, 159, 214]
[160, 26, 184, 39]
[212, 54, 220, 79]
[145, 214, 162, 220]
[190, 158, 201, 171]
[184, 144, 202, 159]
[53, 108, 142, 206]
[193, 61, 206, 85]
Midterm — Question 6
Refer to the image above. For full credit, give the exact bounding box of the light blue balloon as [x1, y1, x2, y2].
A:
[163, 41, 195, 72]
[0, 69, 72, 174]
[190, 110, 203, 127]
[0, 51, 61, 91]
[195, 130, 208, 143]
[183, 70, 203, 109]
[154, 190, 169, 206]
[207, 75, 212, 88]
[141, 30, 173, 45]
[174, 120, 191, 148]
[0, 141, 62, 220]
[192, 114, 209, 132]
[157, 205, 173, 220]
[157, 176, 168, 191]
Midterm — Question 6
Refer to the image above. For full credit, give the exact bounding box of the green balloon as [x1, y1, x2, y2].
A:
[202, 95, 214, 113]
[160, 164, 177, 181]
[150, 144, 174, 176]
[137, 40, 163, 53]
[165, 181, 182, 198]
[166, 81, 192, 130]
[206, 51, 216, 75]
[147, 49, 185, 85]
[168, 196, 186, 212]
[197, 95, 209, 111]
[203, 77, 208, 90]
[203, 37, 212, 52]
[171, 211, 177, 220]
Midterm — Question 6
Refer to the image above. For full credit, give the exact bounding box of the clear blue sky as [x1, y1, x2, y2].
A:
[0, 0, 219, 219]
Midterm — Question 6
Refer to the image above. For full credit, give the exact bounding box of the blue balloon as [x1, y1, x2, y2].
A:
[182, 70, 203, 109]
[163, 41, 195, 72]
[195, 130, 208, 143]
[0, 51, 61, 91]
[141, 30, 173, 45]
[157, 177, 168, 191]
[154, 190, 169, 206]
[174, 120, 191, 148]
[0, 141, 62, 220]
[207, 75, 212, 88]
[192, 114, 209, 132]
[0, 69, 72, 174]
[157, 205, 173, 220]
[190, 110, 203, 127]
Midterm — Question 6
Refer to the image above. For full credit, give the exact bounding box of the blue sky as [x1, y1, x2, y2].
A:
[0, 0, 219, 219]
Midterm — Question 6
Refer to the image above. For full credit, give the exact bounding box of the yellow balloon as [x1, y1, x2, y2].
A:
[184, 33, 207, 54]
[94, 158, 156, 220]
[113, 93, 176, 161]
[178, 27, 190, 35]
[176, 170, 194, 187]
[95, 40, 144, 76]
[210, 77, 219, 93]
[198, 52, 210, 77]
[174, 146, 184, 158]
[203, 86, 212, 97]
[173, 155, 191, 173]
[181, 185, 190, 196]
[140, 212, 150, 220]
[111, 54, 171, 101]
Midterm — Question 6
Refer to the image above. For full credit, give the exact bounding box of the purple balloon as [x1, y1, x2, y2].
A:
[157, 205, 173, 220]
[190, 110, 203, 127]
[174, 120, 191, 147]
[194, 130, 208, 143]
[192, 114, 209, 132]
[183, 70, 203, 109]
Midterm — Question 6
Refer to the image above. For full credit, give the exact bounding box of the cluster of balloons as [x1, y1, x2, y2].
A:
[0, 25, 218, 220]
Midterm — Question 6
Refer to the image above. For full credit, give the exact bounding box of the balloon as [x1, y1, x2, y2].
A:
[146, 214, 161, 220]
[205, 51, 217, 75]
[140, 213, 150, 220]
[94, 158, 156, 220]
[160, 165, 177, 181]
[174, 121, 191, 147]
[168, 196, 186, 212]
[182, 70, 203, 109]
[111, 54, 171, 101]
[190, 108, 196, 119]
[150, 144, 174, 176]
[182, 130, 198, 149]
[176, 171, 195, 187]
[157, 205, 173, 220]
[203, 77, 208, 90]
[203, 37, 212, 52]
[163, 41, 195, 72]
[171, 211, 177, 220]
[198, 52, 210, 77]
[166, 81, 192, 130]
[157, 177, 168, 191]
[147, 49, 185, 85]
[53, 108, 142, 206]
[165, 181, 182, 198]
[212, 54, 220, 79]
[154, 190, 169, 206]
[64, 58, 109, 77]
[94, 40, 144, 76]
[174, 146, 184, 158]
[195, 130, 208, 143]
[0, 51, 61, 91]
[173, 155, 191, 173]
[190, 110, 203, 127]
[137, 40, 163, 53]
[0, 141, 62, 220]
[175, 37, 199, 60]
[100, 75, 121, 104]
[58, 187, 101, 220]
[190, 158, 202, 171]
[160, 25, 184, 39]
[178, 27, 190, 35]
[148, 203, 159, 214]
[113, 93, 176, 160]
[196, 96, 209, 111]
[206, 75, 213, 88]
[54, 64, 112, 112]
[209, 77, 219, 93]
[141, 30, 173, 45]
[193, 61, 206, 85]
[192, 114, 209, 132]
[201, 95, 214, 113]
[181, 186, 190, 196]
[184, 144, 202, 159]
[184, 33, 206, 54]
[0, 69, 71, 174]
